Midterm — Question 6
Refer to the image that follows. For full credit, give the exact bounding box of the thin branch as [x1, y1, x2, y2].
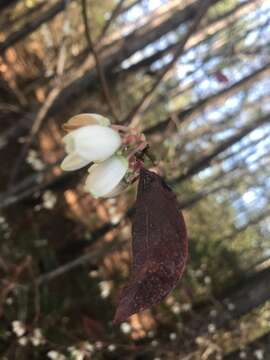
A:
[120, 0, 142, 15]
[0, 256, 32, 317]
[2, 156, 269, 285]
[144, 62, 270, 136]
[175, 112, 270, 183]
[8, 1, 70, 186]
[0, 0, 73, 55]
[81, 0, 119, 121]
[0, 1, 47, 32]
[8, 87, 61, 187]
[9, 0, 210, 122]
[36, 239, 124, 286]
[121, 0, 215, 127]
[98, 0, 128, 41]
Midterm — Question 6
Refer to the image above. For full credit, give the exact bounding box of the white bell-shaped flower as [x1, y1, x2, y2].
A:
[85, 155, 128, 198]
[61, 125, 121, 171]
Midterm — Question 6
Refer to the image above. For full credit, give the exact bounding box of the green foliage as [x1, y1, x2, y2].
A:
[208, 0, 238, 20]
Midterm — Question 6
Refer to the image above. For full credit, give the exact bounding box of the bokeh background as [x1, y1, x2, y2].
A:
[0, 0, 270, 359]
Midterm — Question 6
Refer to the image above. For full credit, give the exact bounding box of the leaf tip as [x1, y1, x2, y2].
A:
[113, 310, 124, 325]
[113, 296, 133, 324]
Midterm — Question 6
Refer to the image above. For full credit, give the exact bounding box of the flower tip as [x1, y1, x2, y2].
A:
[60, 161, 74, 172]
[90, 113, 111, 126]
[63, 113, 111, 132]
[61, 153, 90, 171]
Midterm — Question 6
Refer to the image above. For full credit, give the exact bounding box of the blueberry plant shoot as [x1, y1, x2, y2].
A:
[61, 113, 188, 322]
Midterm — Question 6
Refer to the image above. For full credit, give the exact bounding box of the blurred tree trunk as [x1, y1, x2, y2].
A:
[120, 0, 142, 14]
[0, 0, 18, 11]
[173, 111, 270, 182]
[146, 62, 270, 136]
[224, 208, 270, 241]
[123, 0, 259, 75]
[47, 0, 220, 115]
[0, 0, 72, 55]
[224, 332, 270, 359]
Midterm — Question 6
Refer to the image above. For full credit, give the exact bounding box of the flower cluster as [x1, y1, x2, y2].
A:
[11, 321, 45, 347]
[61, 114, 130, 198]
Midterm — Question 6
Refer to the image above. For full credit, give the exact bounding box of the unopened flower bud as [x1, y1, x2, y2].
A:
[85, 155, 128, 198]
[61, 125, 121, 171]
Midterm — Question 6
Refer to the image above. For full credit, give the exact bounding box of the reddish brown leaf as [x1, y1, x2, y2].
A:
[114, 168, 188, 323]
[214, 70, 229, 83]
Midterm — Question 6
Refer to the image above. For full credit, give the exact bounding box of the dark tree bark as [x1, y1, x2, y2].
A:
[120, 0, 258, 75]
[120, 0, 142, 15]
[0, 0, 19, 11]
[145, 62, 270, 136]
[0, 0, 72, 55]
[0, 3, 49, 31]
[46, 0, 221, 115]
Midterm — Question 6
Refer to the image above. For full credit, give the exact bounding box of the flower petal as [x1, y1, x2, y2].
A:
[85, 156, 128, 198]
[61, 153, 91, 171]
[63, 133, 75, 154]
[102, 180, 128, 198]
[72, 125, 121, 162]
[63, 113, 110, 132]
